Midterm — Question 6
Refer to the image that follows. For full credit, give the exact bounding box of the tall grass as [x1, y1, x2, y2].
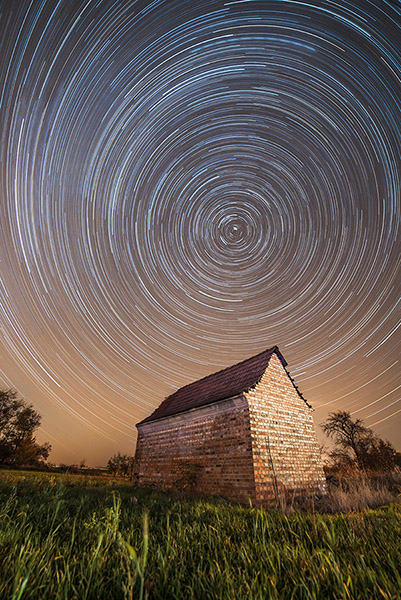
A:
[320, 472, 401, 513]
[0, 470, 400, 599]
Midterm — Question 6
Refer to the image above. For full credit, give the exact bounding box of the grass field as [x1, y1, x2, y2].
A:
[0, 470, 400, 599]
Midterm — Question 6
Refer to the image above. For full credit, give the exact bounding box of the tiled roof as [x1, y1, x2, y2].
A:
[137, 346, 288, 425]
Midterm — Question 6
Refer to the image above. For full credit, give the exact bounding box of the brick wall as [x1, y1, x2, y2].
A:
[246, 353, 326, 504]
[134, 354, 326, 506]
[134, 395, 257, 503]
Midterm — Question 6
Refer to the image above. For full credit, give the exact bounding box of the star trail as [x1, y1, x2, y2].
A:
[0, 0, 400, 465]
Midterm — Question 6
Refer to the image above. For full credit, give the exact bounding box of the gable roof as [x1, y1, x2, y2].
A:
[137, 346, 289, 426]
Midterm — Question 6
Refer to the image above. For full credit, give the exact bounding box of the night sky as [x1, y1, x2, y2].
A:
[0, 0, 400, 466]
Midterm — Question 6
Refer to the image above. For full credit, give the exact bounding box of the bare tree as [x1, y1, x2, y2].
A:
[322, 411, 396, 472]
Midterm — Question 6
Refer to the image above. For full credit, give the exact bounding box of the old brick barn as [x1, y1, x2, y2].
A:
[134, 346, 326, 505]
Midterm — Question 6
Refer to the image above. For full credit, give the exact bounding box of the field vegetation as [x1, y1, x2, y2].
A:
[0, 470, 400, 599]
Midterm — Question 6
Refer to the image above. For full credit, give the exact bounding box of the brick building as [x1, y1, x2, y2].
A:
[134, 346, 326, 505]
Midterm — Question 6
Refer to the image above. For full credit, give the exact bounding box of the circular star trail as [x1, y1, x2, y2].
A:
[0, 0, 400, 464]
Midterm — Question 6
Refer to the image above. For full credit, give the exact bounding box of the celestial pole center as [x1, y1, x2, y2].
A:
[0, 0, 400, 465]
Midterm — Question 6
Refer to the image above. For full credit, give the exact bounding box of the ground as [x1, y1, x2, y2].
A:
[0, 470, 400, 599]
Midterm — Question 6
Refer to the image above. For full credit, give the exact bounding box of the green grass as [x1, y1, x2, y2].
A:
[0, 470, 400, 599]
